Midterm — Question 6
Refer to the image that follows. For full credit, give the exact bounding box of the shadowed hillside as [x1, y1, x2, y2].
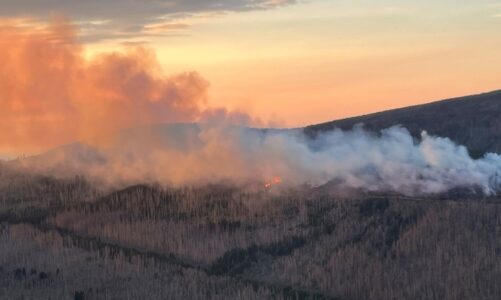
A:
[304, 90, 501, 157]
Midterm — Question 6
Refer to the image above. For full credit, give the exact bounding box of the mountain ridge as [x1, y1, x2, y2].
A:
[11, 89, 501, 164]
[304, 89, 501, 157]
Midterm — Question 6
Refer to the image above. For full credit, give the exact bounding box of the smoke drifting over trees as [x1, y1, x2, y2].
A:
[2, 20, 500, 197]
[10, 124, 501, 196]
[2, 16, 501, 300]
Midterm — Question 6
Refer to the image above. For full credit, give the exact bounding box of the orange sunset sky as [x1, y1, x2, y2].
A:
[0, 0, 501, 156]
[89, 0, 501, 125]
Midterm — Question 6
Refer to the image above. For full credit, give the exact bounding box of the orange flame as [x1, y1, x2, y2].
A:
[265, 176, 282, 189]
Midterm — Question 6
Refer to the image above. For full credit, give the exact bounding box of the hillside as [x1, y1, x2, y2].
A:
[304, 90, 501, 157]
[2, 91, 501, 299]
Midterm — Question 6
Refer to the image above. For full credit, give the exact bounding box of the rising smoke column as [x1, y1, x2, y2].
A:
[0, 18, 209, 155]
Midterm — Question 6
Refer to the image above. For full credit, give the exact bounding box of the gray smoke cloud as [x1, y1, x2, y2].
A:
[12, 124, 501, 196]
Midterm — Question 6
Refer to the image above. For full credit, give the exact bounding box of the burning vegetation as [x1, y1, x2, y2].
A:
[265, 176, 283, 189]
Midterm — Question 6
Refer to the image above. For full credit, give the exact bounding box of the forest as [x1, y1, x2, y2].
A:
[1, 161, 500, 300]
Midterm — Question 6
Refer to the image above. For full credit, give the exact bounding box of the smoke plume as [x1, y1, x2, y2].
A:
[11, 124, 501, 196]
[0, 18, 212, 154]
[3, 19, 501, 196]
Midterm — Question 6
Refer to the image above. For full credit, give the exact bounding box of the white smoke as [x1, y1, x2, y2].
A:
[13, 124, 501, 196]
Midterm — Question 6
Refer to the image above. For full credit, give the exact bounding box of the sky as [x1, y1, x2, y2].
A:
[86, 0, 501, 125]
[0, 0, 501, 156]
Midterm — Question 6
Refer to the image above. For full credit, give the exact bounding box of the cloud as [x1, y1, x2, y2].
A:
[0, 0, 296, 41]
